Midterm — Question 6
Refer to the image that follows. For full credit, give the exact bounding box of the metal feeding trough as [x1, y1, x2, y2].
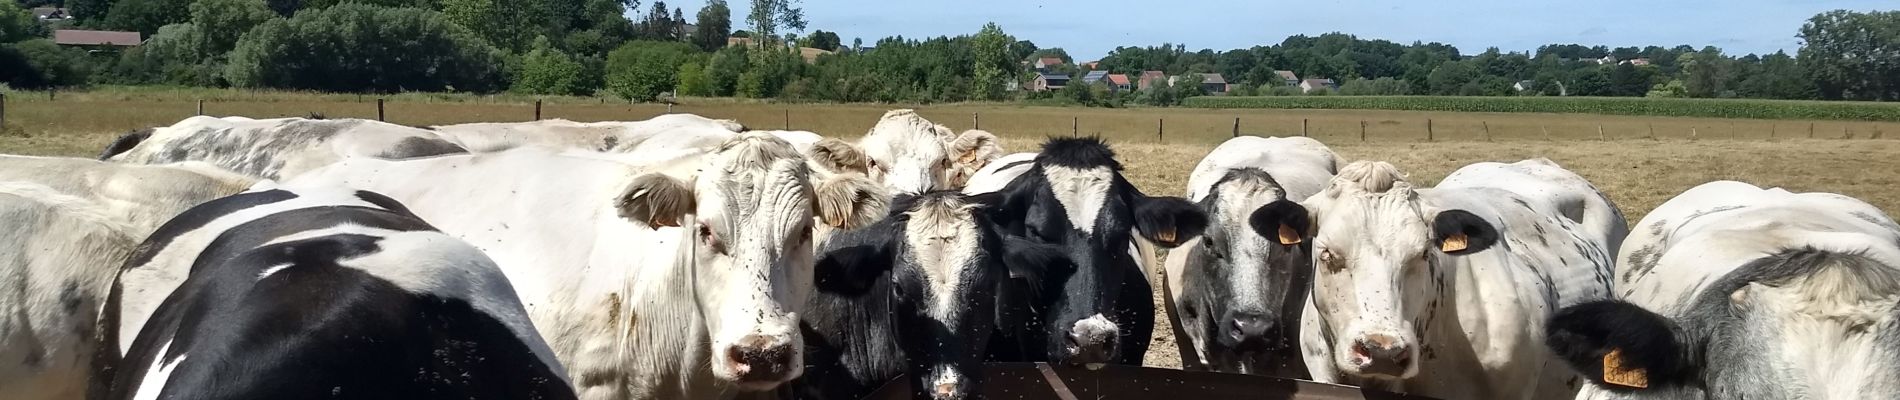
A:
[861, 363, 1442, 400]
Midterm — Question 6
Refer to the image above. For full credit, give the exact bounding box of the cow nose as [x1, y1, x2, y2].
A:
[1060, 315, 1120, 365]
[933, 383, 961, 400]
[726, 334, 797, 384]
[1225, 311, 1275, 349]
[1349, 334, 1413, 377]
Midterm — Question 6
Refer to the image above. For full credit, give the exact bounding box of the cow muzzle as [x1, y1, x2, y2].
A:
[1222, 310, 1280, 352]
[724, 334, 799, 389]
[1058, 314, 1120, 366]
[1347, 333, 1414, 378]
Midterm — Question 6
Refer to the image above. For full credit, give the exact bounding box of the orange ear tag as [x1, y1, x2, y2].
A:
[1601, 348, 1650, 389]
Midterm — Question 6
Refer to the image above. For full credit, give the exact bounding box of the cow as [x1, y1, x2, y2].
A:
[962, 137, 1208, 368]
[1162, 136, 1338, 377]
[0, 157, 252, 400]
[431, 114, 746, 153]
[1546, 181, 1900, 400]
[1295, 160, 1622, 400]
[788, 191, 1013, 400]
[99, 116, 467, 180]
[283, 133, 885, 399]
[861, 110, 1004, 194]
[101, 185, 575, 400]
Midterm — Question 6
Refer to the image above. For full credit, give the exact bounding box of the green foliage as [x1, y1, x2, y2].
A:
[968, 22, 1013, 101]
[441, 0, 583, 51]
[605, 40, 698, 101]
[745, 0, 804, 48]
[634, 0, 683, 40]
[1, 39, 91, 88]
[190, 0, 278, 57]
[801, 30, 840, 51]
[1, 1, 38, 43]
[513, 37, 589, 95]
[675, 61, 711, 96]
[69, 0, 114, 23]
[104, 0, 192, 35]
[108, 23, 219, 85]
[1799, 10, 1900, 101]
[225, 4, 505, 92]
[693, 0, 731, 52]
[1646, 80, 1688, 98]
[1338, 77, 1410, 95]
[1184, 96, 1900, 121]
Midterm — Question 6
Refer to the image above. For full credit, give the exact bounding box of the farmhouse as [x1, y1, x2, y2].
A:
[1035, 57, 1065, 71]
[1030, 73, 1070, 91]
[1274, 70, 1300, 86]
[1137, 70, 1166, 90]
[1080, 70, 1109, 86]
[1199, 73, 1229, 94]
[1106, 74, 1132, 91]
[53, 30, 141, 50]
[1300, 78, 1337, 93]
[1513, 80, 1535, 92]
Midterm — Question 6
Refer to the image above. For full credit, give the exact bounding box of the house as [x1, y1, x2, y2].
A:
[1274, 70, 1300, 86]
[1029, 73, 1070, 92]
[1620, 58, 1651, 66]
[1596, 55, 1618, 65]
[726, 36, 756, 48]
[1513, 80, 1535, 92]
[1299, 78, 1338, 93]
[1137, 70, 1166, 90]
[1106, 74, 1132, 91]
[1200, 73, 1229, 94]
[1080, 71, 1109, 85]
[53, 30, 142, 48]
[1035, 57, 1065, 71]
[32, 7, 70, 20]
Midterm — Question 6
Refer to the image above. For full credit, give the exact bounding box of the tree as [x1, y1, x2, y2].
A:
[68, 0, 114, 24]
[968, 23, 1012, 101]
[225, 4, 505, 92]
[676, 61, 710, 96]
[1339, 77, 1411, 95]
[2, 1, 39, 43]
[103, 0, 193, 35]
[745, 0, 804, 48]
[264, 0, 302, 17]
[635, 0, 674, 40]
[1425, 60, 1475, 95]
[514, 36, 589, 95]
[801, 29, 839, 51]
[1646, 79, 1688, 98]
[565, 0, 635, 56]
[441, 0, 584, 51]
[189, 0, 277, 57]
[1, 39, 90, 88]
[604, 40, 698, 100]
[1798, 10, 1900, 101]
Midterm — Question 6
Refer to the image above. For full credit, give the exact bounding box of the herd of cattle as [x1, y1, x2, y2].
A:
[0, 109, 1894, 400]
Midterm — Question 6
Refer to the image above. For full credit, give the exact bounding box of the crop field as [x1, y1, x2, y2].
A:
[7, 90, 1900, 369]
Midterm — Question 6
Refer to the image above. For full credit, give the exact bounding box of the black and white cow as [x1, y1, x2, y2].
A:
[1547, 180, 1900, 400]
[101, 185, 574, 400]
[1163, 136, 1338, 376]
[962, 137, 1208, 367]
[789, 192, 1010, 400]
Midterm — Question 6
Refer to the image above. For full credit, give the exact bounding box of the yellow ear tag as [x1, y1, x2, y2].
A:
[1155, 227, 1177, 245]
[1277, 225, 1302, 245]
[1601, 348, 1650, 389]
[1440, 233, 1469, 253]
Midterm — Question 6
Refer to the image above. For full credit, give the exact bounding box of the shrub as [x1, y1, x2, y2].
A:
[224, 4, 504, 93]
[1, 39, 90, 88]
[514, 37, 589, 95]
[604, 40, 698, 101]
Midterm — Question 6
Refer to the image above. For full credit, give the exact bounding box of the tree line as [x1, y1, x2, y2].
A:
[2, 1, 1897, 104]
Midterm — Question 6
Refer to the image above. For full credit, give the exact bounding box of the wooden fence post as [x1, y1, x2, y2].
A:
[376, 99, 386, 122]
[1300, 118, 1308, 137]
[1071, 117, 1078, 137]
[48, 89, 54, 101]
[784, 110, 791, 130]
[1647, 123, 1655, 139]
[1541, 125, 1550, 141]
[1360, 120, 1367, 142]
[1598, 124, 1606, 141]
[1482, 121, 1491, 142]
[1157, 119, 1164, 143]
[196, 100, 204, 116]
[1691, 127, 1698, 140]
[1771, 123, 1777, 139]
[973, 113, 980, 130]
[1233, 117, 1241, 138]
[534, 100, 543, 121]
[1426, 119, 1434, 142]
[1809, 123, 1815, 139]
[667, 103, 674, 113]
[1, 92, 7, 129]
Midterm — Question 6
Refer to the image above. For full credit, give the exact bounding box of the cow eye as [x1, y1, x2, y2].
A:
[1319, 249, 1343, 272]
[698, 222, 725, 253]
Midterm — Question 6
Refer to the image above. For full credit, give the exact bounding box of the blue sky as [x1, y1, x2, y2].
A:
[652, 0, 1893, 60]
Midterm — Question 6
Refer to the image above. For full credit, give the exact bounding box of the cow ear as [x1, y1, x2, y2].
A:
[1247, 200, 1310, 246]
[946, 130, 1002, 184]
[815, 173, 890, 230]
[813, 219, 901, 297]
[616, 173, 696, 228]
[1546, 300, 1695, 391]
[1134, 196, 1209, 248]
[807, 138, 871, 175]
[1431, 209, 1498, 255]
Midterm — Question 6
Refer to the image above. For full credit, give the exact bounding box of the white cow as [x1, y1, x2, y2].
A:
[431, 114, 746, 153]
[860, 109, 1004, 194]
[0, 157, 253, 400]
[287, 133, 884, 399]
[1547, 181, 1900, 400]
[1162, 136, 1338, 376]
[1297, 160, 1622, 400]
[100, 116, 467, 180]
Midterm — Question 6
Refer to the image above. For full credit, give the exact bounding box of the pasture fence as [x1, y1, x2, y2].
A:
[4, 93, 1900, 146]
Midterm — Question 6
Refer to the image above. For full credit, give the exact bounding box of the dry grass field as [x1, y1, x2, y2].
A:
[7, 91, 1900, 369]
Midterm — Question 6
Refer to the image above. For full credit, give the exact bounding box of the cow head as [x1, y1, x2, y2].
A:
[1178, 168, 1311, 371]
[1301, 161, 1497, 380]
[1547, 249, 1900, 398]
[615, 133, 882, 391]
[860, 110, 1002, 194]
[987, 137, 1207, 366]
[815, 192, 1008, 400]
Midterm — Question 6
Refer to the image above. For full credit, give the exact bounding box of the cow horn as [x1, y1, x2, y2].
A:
[1440, 232, 1469, 252]
[1277, 224, 1302, 245]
